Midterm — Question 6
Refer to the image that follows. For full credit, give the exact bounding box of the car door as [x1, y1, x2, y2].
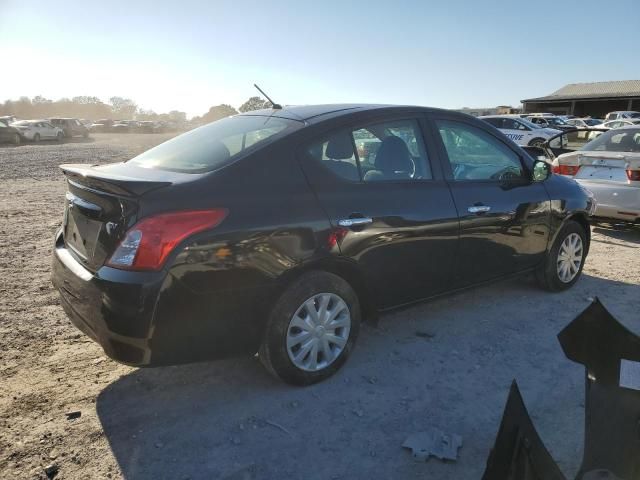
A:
[500, 118, 532, 146]
[429, 113, 551, 287]
[299, 114, 459, 309]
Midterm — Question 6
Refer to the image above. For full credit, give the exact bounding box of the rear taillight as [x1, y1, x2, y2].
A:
[553, 164, 581, 176]
[626, 169, 640, 182]
[107, 209, 228, 271]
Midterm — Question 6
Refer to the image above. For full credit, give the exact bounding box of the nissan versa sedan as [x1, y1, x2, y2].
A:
[51, 105, 594, 385]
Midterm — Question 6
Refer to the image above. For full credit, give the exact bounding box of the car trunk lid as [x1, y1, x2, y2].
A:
[565, 152, 640, 183]
[60, 163, 173, 272]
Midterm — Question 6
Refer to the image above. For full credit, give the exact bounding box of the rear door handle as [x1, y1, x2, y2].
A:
[338, 217, 373, 227]
[468, 205, 491, 214]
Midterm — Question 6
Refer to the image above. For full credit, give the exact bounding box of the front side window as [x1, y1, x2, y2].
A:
[437, 120, 525, 181]
[306, 118, 432, 182]
[129, 115, 298, 173]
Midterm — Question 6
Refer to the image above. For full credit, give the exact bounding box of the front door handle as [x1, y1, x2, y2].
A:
[468, 205, 491, 214]
[338, 217, 373, 227]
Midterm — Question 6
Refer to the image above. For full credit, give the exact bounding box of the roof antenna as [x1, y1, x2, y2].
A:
[254, 84, 282, 109]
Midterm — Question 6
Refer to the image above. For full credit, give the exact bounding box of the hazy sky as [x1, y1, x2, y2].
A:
[1, 0, 638, 118]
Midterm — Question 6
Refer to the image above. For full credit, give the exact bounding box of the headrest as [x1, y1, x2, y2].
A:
[325, 133, 354, 160]
[375, 136, 413, 174]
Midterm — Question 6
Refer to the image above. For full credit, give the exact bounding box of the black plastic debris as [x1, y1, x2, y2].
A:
[482, 298, 640, 480]
[403, 428, 462, 462]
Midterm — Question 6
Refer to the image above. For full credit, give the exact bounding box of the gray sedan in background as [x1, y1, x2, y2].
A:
[548, 126, 640, 224]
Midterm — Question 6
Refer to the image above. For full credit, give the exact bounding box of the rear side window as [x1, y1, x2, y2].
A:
[306, 118, 432, 182]
[437, 120, 525, 181]
[129, 116, 298, 173]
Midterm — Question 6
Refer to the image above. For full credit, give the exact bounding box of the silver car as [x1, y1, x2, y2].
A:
[548, 126, 640, 223]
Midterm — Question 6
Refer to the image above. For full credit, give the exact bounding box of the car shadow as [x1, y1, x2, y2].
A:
[61, 136, 96, 144]
[95, 273, 640, 479]
[592, 223, 640, 246]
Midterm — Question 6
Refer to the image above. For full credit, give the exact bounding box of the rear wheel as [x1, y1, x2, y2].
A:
[537, 220, 587, 291]
[33, 133, 40, 143]
[528, 137, 546, 147]
[259, 271, 361, 385]
[12, 133, 20, 145]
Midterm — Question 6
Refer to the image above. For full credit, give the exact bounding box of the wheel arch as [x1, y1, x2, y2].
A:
[276, 257, 378, 324]
[551, 212, 591, 256]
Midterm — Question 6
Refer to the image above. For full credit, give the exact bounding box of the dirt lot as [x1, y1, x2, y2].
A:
[1, 133, 639, 480]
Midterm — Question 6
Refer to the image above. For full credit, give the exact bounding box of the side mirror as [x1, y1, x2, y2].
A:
[532, 160, 551, 182]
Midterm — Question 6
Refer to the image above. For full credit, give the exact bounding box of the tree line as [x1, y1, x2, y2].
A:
[0, 95, 274, 123]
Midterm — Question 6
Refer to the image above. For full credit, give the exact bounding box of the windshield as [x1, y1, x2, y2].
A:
[518, 118, 542, 129]
[129, 115, 298, 173]
[629, 112, 640, 119]
[581, 127, 640, 153]
[584, 119, 603, 126]
[545, 117, 568, 126]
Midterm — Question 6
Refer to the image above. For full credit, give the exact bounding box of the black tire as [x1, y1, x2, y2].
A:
[33, 133, 40, 143]
[259, 271, 361, 385]
[528, 137, 546, 147]
[12, 133, 20, 145]
[537, 220, 587, 292]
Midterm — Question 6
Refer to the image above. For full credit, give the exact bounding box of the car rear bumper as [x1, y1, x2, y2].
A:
[51, 230, 274, 367]
[577, 180, 640, 222]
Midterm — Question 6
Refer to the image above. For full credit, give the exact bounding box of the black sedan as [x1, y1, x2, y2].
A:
[51, 104, 594, 385]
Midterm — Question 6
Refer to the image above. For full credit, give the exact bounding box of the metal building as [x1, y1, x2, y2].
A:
[522, 80, 640, 117]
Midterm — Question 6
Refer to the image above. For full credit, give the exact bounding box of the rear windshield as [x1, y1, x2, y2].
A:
[582, 128, 640, 153]
[129, 115, 298, 173]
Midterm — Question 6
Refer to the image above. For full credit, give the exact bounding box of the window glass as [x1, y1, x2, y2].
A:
[306, 131, 360, 182]
[129, 115, 297, 173]
[307, 119, 432, 182]
[0, 122, 6, 128]
[483, 118, 502, 128]
[582, 128, 640, 153]
[353, 119, 431, 182]
[502, 118, 527, 130]
[437, 120, 525, 181]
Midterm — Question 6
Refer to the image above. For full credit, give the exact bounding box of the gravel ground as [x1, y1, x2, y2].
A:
[1, 133, 639, 480]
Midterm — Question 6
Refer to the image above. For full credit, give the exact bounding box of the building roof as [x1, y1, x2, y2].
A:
[523, 80, 640, 103]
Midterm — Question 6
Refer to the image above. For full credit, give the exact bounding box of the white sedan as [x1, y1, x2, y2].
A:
[11, 120, 64, 142]
[479, 115, 561, 147]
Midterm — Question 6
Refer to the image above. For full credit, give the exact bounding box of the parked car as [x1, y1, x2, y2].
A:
[604, 111, 640, 122]
[524, 115, 575, 131]
[566, 118, 603, 128]
[49, 118, 90, 138]
[479, 115, 562, 147]
[111, 120, 139, 133]
[11, 120, 63, 142]
[51, 104, 594, 385]
[546, 126, 640, 223]
[0, 115, 18, 126]
[90, 119, 114, 133]
[137, 121, 163, 133]
[0, 120, 22, 144]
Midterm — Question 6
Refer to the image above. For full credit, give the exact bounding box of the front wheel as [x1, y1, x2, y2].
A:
[537, 220, 587, 291]
[528, 137, 546, 147]
[259, 271, 361, 385]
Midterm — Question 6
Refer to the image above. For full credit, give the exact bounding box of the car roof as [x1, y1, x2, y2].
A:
[237, 103, 448, 124]
[478, 115, 524, 119]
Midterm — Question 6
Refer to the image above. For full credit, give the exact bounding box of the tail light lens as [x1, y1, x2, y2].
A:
[626, 169, 640, 181]
[553, 164, 581, 176]
[107, 209, 228, 271]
